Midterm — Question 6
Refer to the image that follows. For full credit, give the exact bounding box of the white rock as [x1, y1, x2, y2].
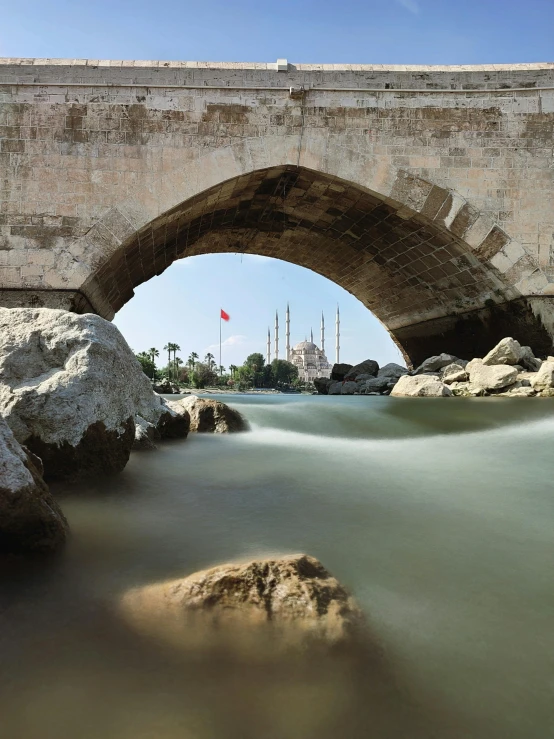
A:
[530, 361, 554, 390]
[133, 415, 159, 451]
[501, 386, 536, 397]
[482, 337, 521, 366]
[441, 363, 469, 384]
[469, 363, 518, 390]
[390, 375, 452, 397]
[0, 308, 187, 480]
[0, 415, 68, 552]
[168, 396, 247, 433]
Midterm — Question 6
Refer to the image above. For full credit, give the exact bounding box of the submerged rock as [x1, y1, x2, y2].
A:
[169, 396, 247, 433]
[482, 337, 521, 366]
[0, 415, 68, 553]
[0, 308, 187, 480]
[119, 554, 366, 649]
[391, 375, 452, 397]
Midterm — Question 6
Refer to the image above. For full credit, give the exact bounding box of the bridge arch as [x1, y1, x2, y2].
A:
[67, 142, 551, 365]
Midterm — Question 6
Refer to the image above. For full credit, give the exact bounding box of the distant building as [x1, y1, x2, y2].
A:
[266, 304, 340, 381]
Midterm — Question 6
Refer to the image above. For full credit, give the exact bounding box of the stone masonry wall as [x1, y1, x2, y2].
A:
[1, 59, 554, 361]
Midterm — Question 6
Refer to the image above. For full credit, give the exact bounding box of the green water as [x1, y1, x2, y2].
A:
[1, 395, 553, 738]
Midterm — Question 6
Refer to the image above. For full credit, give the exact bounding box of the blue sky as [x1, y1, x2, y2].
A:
[3, 0, 553, 368]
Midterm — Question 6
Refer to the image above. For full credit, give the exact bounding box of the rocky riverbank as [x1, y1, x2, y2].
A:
[0, 307, 248, 554]
[315, 337, 554, 398]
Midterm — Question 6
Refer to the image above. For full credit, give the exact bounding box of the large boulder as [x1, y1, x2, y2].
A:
[169, 396, 248, 433]
[530, 361, 554, 391]
[119, 554, 365, 649]
[468, 363, 518, 391]
[344, 360, 379, 381]
[328, 382, 343, 395]
[482, 337, 521, 366]
[0, 308, 188, 480]
[341, 381, 358, 395]
[441, 363, 469, 384]
[412, 353, 460, 375]
[0, 415, 68, 553]
[519, 346, 542, 372]
[331, 363, 353, 382]
[391, 375, 452, 397]
[377, 363, 408, 381]
[313, 377, 333, 395]
[359, 376, 391, 394]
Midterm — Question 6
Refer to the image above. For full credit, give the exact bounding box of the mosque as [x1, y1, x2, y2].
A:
[266, 304, 340, 382]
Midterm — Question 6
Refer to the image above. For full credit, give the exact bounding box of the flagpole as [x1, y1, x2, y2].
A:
[219, 310, 222, 378]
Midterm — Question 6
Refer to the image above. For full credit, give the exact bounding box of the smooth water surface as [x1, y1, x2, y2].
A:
[1, 395, 553, 738]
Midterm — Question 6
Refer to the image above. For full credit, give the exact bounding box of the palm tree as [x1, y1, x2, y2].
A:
[188, 352, 198, 372]
[164, 343, 178, 380]
[149, 347, 159, 365]
[173, 344, 181, 382]
[205, 352, 215, 371]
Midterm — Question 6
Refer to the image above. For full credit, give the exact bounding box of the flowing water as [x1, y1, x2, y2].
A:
[1, 394, 553, 738]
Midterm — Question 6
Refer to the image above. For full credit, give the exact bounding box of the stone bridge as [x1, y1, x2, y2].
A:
[1, 58, 554, 365]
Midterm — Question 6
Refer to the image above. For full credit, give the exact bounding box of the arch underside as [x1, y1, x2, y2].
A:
[86, 166, 552, 365]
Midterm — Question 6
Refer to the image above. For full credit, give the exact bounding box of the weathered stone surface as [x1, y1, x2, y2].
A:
[119, 554, 366, 648]
[482, 337, 522, 366]
[0, 415, 68, 553]
[328, 382, 343, 395]
[344, 360, 379, 381]
[413, 354, 459, 375]
[341, 381, 358, 395]
[133, 416, 159, 451]
[169, 396, 247, 433]
[500, 386, 537, 397]
[331, 364, 353, 382]
[519, 346, 542, 372]
[314, 377, 333, 395]
[391, 375, 452, 397]
[441, 363, 469, 384]
[530, 361, 554, 390]
[0, 308, 186, 480]
[359, 376, 391, 394]
[468, 363, 519, 391]
[377, 363, 408, 380]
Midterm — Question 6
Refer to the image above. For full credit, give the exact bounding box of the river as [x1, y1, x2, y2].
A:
[1, 394, 553, 738]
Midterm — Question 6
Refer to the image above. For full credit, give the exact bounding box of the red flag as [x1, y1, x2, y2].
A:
[220, 309, 230, 321]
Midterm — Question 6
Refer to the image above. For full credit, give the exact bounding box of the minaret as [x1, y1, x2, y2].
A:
[335, 304, 340, 364]
[275, 310, 279, 360]
[267, 327, 271, 366]
[310, 328, 313, 343]
[321, 312, 325, 355]
[285, 302, 290, 361]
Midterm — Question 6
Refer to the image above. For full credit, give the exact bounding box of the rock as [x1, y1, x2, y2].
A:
[377, 363, 408, 380]
[119, 554, 365, 649]
[500, 386, 537, 397]
[341, 381, 358, 395]
[313, 377, 333, 395]
[331, 363, 353, 382]
[133, 416, 159, 451]
[0, 308, 188, 481]
[344, 360, 379, 381]
[152, 379, 177, 394]
[539, 388, 554, 397]
[450, 382, 485, 397]
[468, 363, 518, 391]
[328, 382, 343, 395]
[412, 353, 459, 375]
[354, 373, 373, 383]
[359, 376, 391, 394]
[390, 375, 452, 397]
[530, 361, 554, 391]
[441, 363, 469, 384]
[168, 396, 248, 433]
[0, 415, 68, 553]
[482, 337, 521, 366]
[465, 358, 483, 373]
[518, 346, 542, 372]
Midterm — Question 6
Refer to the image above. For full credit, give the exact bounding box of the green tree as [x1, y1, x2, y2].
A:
[149, 347, 159, 367]
[173, 344, 181, 383]
[135, 351, 155, 379]
[270, 359, 299, 387]
[188, 352, 199, 372]
[204, 352, 216, 371]
[192, 362, 218, 389]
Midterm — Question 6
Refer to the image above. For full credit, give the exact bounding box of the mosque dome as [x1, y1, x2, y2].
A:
[293, 341, 318, 353]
